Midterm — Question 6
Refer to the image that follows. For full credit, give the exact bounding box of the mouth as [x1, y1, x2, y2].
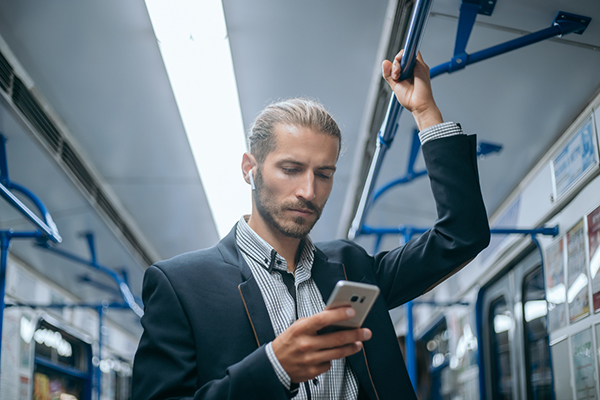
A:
[288, 208, 314, 217]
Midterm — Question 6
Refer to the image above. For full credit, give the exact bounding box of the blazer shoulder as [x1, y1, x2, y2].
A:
[316, 239, 373, 264]
[152, 243, 239, 279]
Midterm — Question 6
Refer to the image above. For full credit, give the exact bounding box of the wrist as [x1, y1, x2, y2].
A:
[413, 105, 443, 131]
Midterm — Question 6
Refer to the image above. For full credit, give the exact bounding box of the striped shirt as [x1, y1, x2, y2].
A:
[236, 217, 359, 399]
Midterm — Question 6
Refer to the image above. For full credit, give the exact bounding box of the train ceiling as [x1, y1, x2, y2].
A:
[0, 0, 599, 337]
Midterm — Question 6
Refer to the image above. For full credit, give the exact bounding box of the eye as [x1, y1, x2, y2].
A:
[282, 167, 299, 174]
[317, 172, 333, 180]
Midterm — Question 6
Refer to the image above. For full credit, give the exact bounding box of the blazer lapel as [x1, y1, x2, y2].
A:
[311, 248, 347, 303]
[238, 276, 276, 346]
[218, 224, 276, 347]
[311, 250, 379, 400]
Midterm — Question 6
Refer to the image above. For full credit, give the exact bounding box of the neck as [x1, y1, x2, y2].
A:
[247, 214, 302, 272]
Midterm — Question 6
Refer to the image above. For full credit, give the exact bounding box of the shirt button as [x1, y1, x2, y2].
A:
[276, 260, 282, 265]
[264, 258, 269, 263]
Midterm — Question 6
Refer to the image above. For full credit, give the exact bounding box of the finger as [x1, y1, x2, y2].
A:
[293, 361, 332, 383]
[392, 58, 401, 80]
[314, 341, 364, 363]
[304, 307, 356, 332]
[319, 328, 372, 350]
[382, 59, 394, 83]
[394, 49, 405, 64]
[382, 60, 401, 89]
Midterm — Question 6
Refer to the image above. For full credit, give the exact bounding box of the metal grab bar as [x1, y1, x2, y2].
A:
[0, 135, 62, 243]
[348, 0, 434, 240]
[348, 10, 590, 240]
[36, 232, 144, 317]
[430, 11, 592, 78]
[399, 0, 435, 81]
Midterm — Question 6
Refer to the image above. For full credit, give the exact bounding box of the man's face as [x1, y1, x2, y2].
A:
[252, 124, 339, 239]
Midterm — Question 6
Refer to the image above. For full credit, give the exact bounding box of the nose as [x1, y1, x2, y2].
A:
[296, 172, 316, 201]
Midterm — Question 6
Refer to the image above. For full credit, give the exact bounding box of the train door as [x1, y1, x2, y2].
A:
[481, 249, 553, 399]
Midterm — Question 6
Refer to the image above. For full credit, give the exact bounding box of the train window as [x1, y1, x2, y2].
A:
[33, 319, 92, 400]
[550, 338, 572, 400]
[522, 266, 552, 399]
[490, 297, 514, 399]
[34, 320, 88, 371]
[100, 357, 133, 400]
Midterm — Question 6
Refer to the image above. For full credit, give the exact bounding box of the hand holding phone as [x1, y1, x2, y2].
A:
[321, 281, 380, 332]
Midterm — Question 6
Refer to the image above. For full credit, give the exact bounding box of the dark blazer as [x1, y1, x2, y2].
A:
[132, 134, 490, 400]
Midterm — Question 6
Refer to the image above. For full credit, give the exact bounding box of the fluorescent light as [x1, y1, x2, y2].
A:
[567, 273, 589, 304]
[145, 0, 251, 238]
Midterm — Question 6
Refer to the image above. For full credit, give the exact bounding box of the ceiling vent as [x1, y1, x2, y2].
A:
[0, 51, 12, 92]
[0, 48, 156, 267]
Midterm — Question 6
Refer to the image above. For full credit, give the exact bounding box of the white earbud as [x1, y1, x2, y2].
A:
[248, 169, 256, 190]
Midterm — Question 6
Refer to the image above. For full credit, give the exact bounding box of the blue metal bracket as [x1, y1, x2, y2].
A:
[0, 135, 62, 243]
[370, 132, 502, 212]
[452, 0, 499, 73]
[477, 141, 503, 157]
[477, 0, 497, 17]
[431, 11, 592, 78]
[35, 232, 144, 317]
[452, 1, 480, 73]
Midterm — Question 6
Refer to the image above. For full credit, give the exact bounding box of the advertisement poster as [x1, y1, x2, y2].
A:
[572, 328, 597, 399]
[552, 117, 597, 199]
[568, 219, 590, 322]
[545, 237, 567, 331]
[589, 205, 600, 311]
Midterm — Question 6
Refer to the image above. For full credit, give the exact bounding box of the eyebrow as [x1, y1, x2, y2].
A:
[278, 159, 337, 172]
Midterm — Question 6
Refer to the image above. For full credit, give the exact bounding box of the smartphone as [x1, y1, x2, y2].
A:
[322, 281, 380, 331]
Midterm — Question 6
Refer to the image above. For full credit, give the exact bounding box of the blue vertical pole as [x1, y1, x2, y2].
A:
[403, 229, 417, 389]
[97, 305, 103, 400]
[406, 300, 416, 389]
[0, 232, 9, 380]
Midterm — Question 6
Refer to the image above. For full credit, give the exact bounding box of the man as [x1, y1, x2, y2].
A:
[132, 51, 490, 400]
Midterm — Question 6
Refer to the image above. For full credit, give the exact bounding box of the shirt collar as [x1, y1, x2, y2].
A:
[235, 215, 316, 274]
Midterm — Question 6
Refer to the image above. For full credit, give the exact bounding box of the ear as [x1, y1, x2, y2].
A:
[242, 153, 257, 186]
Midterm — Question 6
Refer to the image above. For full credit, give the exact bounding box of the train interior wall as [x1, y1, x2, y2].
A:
[415, 88, 600, 399]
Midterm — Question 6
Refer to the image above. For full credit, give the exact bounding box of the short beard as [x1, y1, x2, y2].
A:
[253, 167, 323, 239]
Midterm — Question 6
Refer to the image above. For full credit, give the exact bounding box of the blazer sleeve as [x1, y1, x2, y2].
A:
[132, 265, 289, 400]
[372, 134, 490, 309]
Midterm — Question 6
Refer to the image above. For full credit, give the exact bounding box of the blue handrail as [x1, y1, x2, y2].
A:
[0, 136, 62, 243]
[348, 0, 434, 240]
[430, 12, 592, 78]
[349, 11, 590, 240]
[35, 233, 144, 317]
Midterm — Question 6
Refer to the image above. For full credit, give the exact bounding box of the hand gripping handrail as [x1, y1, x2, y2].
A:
[348, 0, 434, 240]
[348, 10, 591, 240]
